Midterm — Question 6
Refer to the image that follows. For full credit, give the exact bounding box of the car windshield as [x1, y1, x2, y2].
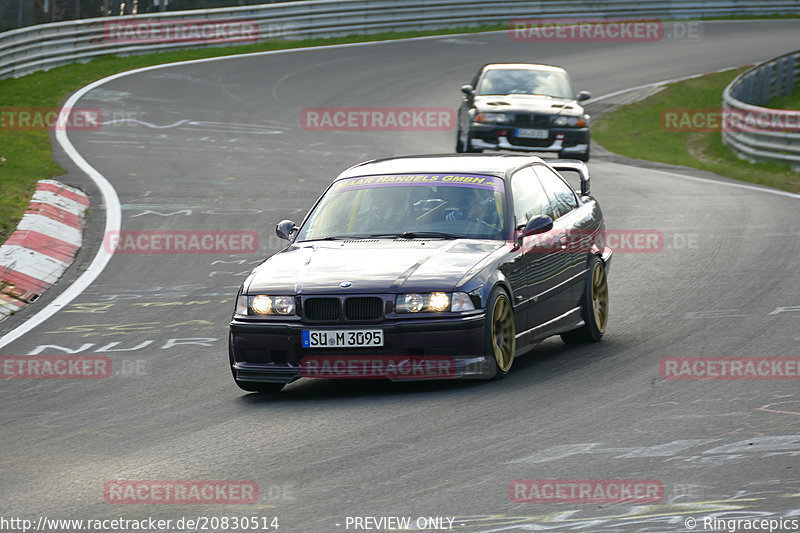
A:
[296, 173, 507, 241]
[476, 68, 575, 98]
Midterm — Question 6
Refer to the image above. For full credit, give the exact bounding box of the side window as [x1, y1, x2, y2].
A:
[535, 165, 579, 219]
[510, 167, 554, 227]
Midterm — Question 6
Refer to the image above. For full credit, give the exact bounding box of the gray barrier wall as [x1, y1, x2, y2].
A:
[722, 50, 800, 169]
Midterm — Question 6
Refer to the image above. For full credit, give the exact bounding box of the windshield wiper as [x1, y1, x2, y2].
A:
[369, 231, 463, 240]
[301, 235, 369, 242]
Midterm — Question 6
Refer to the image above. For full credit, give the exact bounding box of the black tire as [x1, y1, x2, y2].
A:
[229, 333, 284, 393]
[561, 254, 608, 344]
[465, 131, 483, 153]
[485, 287, 516, 379]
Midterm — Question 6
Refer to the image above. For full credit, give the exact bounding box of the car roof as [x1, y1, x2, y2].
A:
[481, 63, 567, 73]
[336, 154, 547, 180]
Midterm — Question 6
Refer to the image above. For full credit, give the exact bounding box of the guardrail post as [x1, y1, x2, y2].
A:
[775, 58, 786, 96]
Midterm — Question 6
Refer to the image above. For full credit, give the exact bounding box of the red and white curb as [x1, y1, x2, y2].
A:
[0, 179, 89, 321]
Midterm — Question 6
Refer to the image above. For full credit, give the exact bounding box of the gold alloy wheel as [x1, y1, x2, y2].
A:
[491, 294, 516, 373]
[591, 261, 609, 334]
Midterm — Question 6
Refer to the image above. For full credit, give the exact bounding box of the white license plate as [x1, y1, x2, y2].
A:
[516, 128, 549, 139]
[302, 329, 384, 348]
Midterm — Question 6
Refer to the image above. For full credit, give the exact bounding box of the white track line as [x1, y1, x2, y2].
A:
[1, 26, 798, 350]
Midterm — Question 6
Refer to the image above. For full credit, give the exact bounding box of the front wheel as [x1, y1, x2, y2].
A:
[465, 130, 483, 153]
[561, 254, 608, 343]
[456, 128, 465, 153]
[486, 288, 516, 378]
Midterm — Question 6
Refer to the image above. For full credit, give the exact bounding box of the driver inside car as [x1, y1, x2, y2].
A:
[444, 187, 502, 228]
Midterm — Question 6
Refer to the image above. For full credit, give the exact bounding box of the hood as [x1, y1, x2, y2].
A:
[474, 94, 583, 116]
[246, 239, 503, 294]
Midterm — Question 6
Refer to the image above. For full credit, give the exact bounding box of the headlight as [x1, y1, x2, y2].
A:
[248, 295, 296, 315]
[252, 295, 273, 314]
[395, 292, 475, 313]
[553, 116, 588, 127]
[428, 292, 450, 312]
[397, 293, 428, 313]
[272, 296, 295, 315]
[475, 112, 510, 124]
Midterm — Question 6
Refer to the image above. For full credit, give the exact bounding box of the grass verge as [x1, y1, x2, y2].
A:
[593, 68, 800, 194]
[767, 86, 800, 110]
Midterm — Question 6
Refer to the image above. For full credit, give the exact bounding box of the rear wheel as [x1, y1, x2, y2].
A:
[486, 288, 516, 378]
[561, 255, 608, 343]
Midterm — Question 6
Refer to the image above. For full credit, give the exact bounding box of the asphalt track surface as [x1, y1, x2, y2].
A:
[1, 20, 800, 533]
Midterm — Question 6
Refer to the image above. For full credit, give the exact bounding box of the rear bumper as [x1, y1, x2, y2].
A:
[230, 313, 494, 383]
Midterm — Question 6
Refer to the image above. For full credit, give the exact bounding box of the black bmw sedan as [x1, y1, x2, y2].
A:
[456, 63, 592, 161]
[229, 154, 611, 392]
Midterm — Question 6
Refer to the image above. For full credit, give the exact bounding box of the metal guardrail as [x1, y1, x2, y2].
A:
[1, 0, 800, 79]
[722, 50, 800, 170]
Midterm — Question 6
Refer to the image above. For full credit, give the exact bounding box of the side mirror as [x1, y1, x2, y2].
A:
[515, 215, 554, 248]
[276, 219, 298, 241]
[461, 84, 475, 97]
[577, 90, 591, 102]
[522, 215, 554, 237]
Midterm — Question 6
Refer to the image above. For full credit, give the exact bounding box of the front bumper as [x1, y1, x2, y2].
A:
[230, 313, 494, 383]
[469, 124, 589, 155]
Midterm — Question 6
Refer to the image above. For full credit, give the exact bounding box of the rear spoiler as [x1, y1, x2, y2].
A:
[550, 160, 590, 196]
